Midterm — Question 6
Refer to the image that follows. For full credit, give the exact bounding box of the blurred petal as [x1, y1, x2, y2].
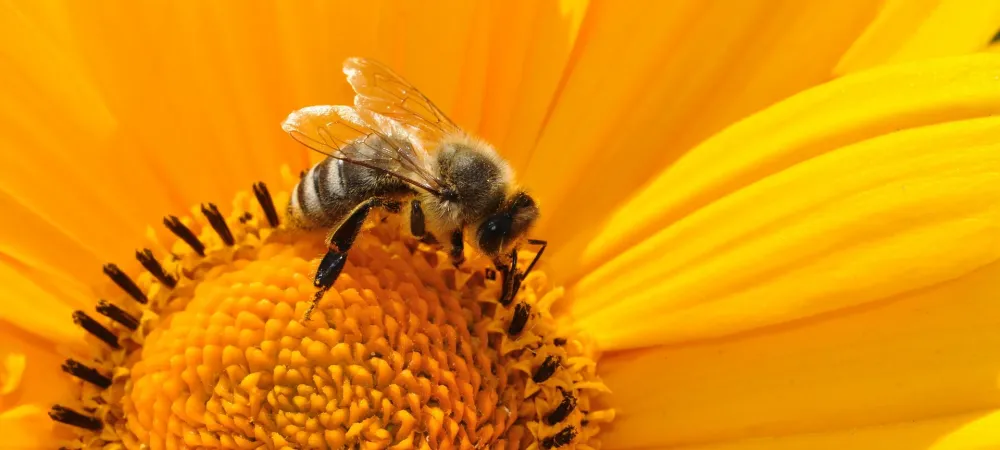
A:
[0, 325, 76, 448]
[527, 0, 880, 280]
[600, 262, 1000, 448]
[0, 259, 85, 345]
[836, 0, 1000, 75]
[0, 2, 179, 268]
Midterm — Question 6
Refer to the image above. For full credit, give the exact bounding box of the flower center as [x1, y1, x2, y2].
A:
[50, 171, 614, 449]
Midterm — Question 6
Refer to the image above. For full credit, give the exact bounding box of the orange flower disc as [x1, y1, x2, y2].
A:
[54, 171, 613, 450]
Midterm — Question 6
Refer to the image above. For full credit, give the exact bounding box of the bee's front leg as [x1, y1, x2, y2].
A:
[496, 249, 519, 307]
[449, 229, 466, 268]
[304, 200, 376, 320]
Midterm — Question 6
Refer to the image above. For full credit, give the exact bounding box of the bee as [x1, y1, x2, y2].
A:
[282, 57, 546, 318]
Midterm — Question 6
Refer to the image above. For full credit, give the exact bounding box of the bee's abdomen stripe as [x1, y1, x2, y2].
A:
[297, 166, 322, 223]
[317, 158, 346, 204]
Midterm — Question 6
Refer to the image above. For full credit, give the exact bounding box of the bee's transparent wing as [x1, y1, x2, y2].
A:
[343, 57, 463, 146]
[282, 105, 444, 195]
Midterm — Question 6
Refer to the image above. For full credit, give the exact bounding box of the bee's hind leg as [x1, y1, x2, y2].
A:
[304, 199, 377, 320]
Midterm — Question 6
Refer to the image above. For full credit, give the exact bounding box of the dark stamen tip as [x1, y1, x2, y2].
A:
[163, 215, 206, 256]
[200, 203, 235, 246]
[253, 182, 280, 227]
[72, 311, 120, 349]
[533, 355, 561, 383]
[103, 263, 148, 304]
[49, 405, 103, 431]
[95, 300, 139, 331]
[135, 249, 177, 288]
[545, 390, 578, 425]
[541, 426, 577, 449]
[61, 359, 112, 389]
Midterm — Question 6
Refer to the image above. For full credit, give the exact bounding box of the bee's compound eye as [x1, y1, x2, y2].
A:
[477, 215, 512, 256]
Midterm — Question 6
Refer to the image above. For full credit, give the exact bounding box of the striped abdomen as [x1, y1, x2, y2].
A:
[288, 153, 411, 229]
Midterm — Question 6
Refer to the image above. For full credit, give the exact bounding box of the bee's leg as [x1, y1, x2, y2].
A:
[304, 200, 376, 320]
[410, 200, 426, 237]
[449, 229, 466, 267]
[496, 239, 546, 306]
[497, 249, 519, 307]
[523, 239, 548, 277]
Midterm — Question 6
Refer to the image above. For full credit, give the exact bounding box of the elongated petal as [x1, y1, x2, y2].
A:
[836, 0, 1000, 75]
[568, 54, 1000, 350]
[599, 261, 1000, 448]
[0, 326, 76, 448]
[523, 0, 880, 277]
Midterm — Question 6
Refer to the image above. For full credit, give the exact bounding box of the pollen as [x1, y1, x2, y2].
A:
[53, 169, 614, 449]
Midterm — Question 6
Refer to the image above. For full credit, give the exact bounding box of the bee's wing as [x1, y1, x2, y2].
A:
[282, 105, 445, 195]
[343, 57, 463, 147]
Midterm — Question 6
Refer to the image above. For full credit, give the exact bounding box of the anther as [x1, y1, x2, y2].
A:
[102, 263, 147, 304]
[238, 212, 254, 224]
[541, 426, 577, 449]
[533, 355, 560, 383]
[49, 405, 103, 431]
[135, 249, 177, 288]
[72, 311, 120, 349]
[553, 338, 567, 346]
[201, 203, 235, 246]
[61, 359, 112, 389]
[508, 302, 530, 336]
[485, 268, 497, 281]
[545, 389, 577, 425]
[252, 182, 280, 227]
[95, 300, 139, 331]
[163, 215, 206, 256]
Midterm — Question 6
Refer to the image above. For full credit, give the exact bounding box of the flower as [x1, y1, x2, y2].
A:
[3, 1, 1000, 449]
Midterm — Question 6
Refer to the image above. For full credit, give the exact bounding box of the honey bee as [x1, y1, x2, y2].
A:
[282, 57, 546, 318]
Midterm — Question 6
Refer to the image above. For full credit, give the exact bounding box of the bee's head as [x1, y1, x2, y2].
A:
[475, 191, 539, 258]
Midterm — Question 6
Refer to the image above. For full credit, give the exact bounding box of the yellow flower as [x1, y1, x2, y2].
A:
[3, 1, 1000, 449]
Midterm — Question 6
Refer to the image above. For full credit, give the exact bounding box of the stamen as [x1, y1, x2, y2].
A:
[95, 300, 139, 330]
[135, 249, 177, 288]
[542, 426, 577, 449]
[102, 263, 147, 304]
[61, 359, 112, 389]
[163, 215, 206, 256]
[508, 302, 530, 336]
[72, 310, 120, 349]
[533, 355, 560, 383]
[238, 211, 254, 224]
[545, 389, 577, 425]
[200, 203, 234, 245]
[553, 338, 567, 346]
[48, 405, 103, 431]
[252, 182, 280, 227]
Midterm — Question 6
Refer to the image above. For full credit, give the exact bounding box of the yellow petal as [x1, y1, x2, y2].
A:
[0, 325, 75, 448]
[628, 410, 1000, 450]
[599, 261, 1000, 448]
[836, 0, 1000, 75]
[0, 260, 85, 345]
[570, 54, 1000, 350]
[523, 0, 880, 277]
